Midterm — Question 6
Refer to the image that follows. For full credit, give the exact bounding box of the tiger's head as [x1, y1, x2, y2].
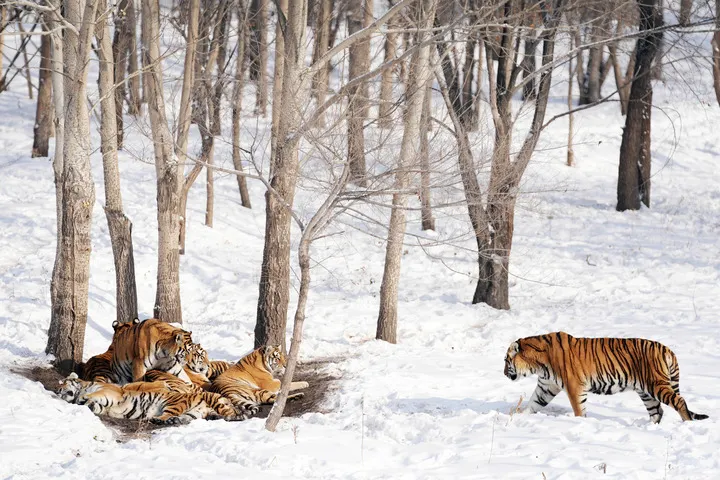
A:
[504, 337, 551, 381]
[261, 345, 286, 374]
[57, 372, 85, 403]
[185, 343, 210, 377]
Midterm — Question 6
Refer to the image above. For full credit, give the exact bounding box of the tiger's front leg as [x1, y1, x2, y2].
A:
[526, 378, 562, 414]
[566, 381, 588, 417]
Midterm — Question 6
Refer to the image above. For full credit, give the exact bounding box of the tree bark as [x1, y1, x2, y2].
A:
[580, 23, 602, 105]
[232, 1, 252, 208]
[96, 0, 139, 324]
[617, 0, 662, 211]
[255, 0, 308, 351]
[126, 0, 141, 115]
[712, 0, 720, 106]
[521, 36, 536, 101]
[679, 0, 692, 26]
[567, 46, 575, 167]
[32, 24, 53, 158]
[346, 0, 372, 187]
[112, 0, 131, 147]
[46, 0, 98, 373]
[143, 0, 183, 323]
[311, 0, 331, 127]
[376, 0, 436, 343]
[419, 76, 434, 231]
[249, 0, 268, 116]
[378, 20, 397, 128]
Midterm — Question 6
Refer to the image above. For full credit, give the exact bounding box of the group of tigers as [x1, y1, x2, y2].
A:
[504, 332, 709, 423]
[56, 318, 308, 425]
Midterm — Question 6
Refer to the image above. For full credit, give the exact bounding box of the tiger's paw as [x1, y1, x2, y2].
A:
[151, 415, 192, 426]
[289, 392, 305, 402]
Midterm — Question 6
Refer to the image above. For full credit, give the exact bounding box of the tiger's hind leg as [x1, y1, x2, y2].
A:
[653, 384, 708, 422]
[638, 392, 663, 423]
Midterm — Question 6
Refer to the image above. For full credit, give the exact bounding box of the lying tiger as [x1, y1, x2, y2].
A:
[110, 318, 193, 384]
[209, 345, 308, 416]
[82, 319, 140, 383]
[57, 372, 244, 424]
[504, 332, 708, 423]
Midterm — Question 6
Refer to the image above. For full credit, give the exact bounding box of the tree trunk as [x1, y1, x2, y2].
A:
[0, 6, 4, 87]
[210, 1, 230, 137]
[112, 0, 132, 147]
[96, 0, 139, 324]
[521, 36, 536, 101]
[232, 1, 252, 208]
[249, 0, 268, 116]
[270, 0, 288, 166]
[378, 21, 397, 128]
[311, 0, 331, 127]
[177, 0, 200, 255]
[346, 0, 372, 187]
[712, 1, 720, 106]
[461, 34, 477, 125]
[126, 0, 141, 115]
[419, 76, 434, 231]
[46, 0, 98, 374]
[617, 0, 662, 211]
[143, 0, 183, 323]
[376, 0, 436, 344]
[567, 47, 575, 167]
[32, 25, 53, 158]
[255, 0, 308, 351]
[17, 20, 33, 99]
[580, 24, 602, 105]
[679, 0, 692, 26]
[609, 43, 629, 116]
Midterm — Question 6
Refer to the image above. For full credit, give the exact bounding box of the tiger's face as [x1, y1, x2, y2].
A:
[57, 372, 84, 403]
[504, 339, 549, 381]
[186, 343, 210, 376]
[166, 329, 193, 366]
[262, 345, 286, 374]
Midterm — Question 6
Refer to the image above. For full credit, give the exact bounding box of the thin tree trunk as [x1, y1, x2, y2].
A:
[419, 76, 434, 231]
[609, 43, 629, 115]
[177, 0, 200, 255]
[17, 20, 33, 99]
[346, 0, 372, 187]
[232, 1, 252, 208]
[143, 0, 183, 323]
[48, 2, 64, 334]
[46, 0, 98, 373]
[0, 6, 4, 88]
[377, 0, 436, 344]
[112, 0, 129, 148]
[96, 0, 138, 324]
[521, 36, 536, 101]
[32, 25, 53, 158]
[461, 34, 476, 124]
[312, 0, 331, 127]
[255, 0, 308, 351]
[378, 20, 397, 128]
[679, 0, 692, 26]
[580, 24, 602, 105]
[270, 0, 288, 167]
[126, 0, 141, 115]
[712, 0, 720, 106]
[567, 46, 575, 167]
[617, 0, 661, 211]
[249, 0, 268, 116]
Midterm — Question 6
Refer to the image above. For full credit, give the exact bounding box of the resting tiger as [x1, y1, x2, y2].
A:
[82, 319, 140, 383]
[57, 372, 243, 424]
[504, 332, 708, 423]
[110, 318, 193, 384]
[208, 345, 308, 416]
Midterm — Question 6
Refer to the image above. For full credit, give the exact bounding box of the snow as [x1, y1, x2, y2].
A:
[1, 15, 720, 480]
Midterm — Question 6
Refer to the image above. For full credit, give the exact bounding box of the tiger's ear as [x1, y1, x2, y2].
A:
[175, 333, 184, 344]
[112, 320, 120, 330]
[133, 317, 140, 324]
[68, 372, 79, 380]
[508, 341, 520, 358]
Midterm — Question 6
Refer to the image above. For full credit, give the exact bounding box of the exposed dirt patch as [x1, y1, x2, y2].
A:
[11, 357, 340, 442]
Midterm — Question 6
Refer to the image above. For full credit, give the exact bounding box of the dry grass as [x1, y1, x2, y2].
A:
[11, 357, 340, 442]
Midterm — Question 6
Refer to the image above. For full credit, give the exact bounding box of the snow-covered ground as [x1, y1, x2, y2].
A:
[1, 15, 720, 480]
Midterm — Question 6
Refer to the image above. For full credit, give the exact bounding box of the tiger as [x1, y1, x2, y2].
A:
[82, 319, 140, 383]
[110, 318, 193, 384]
[57, 372, 244, 424]
[503, 332, 709, 423]
[208, 345, 309, 416]
[207, 360, 233, 381]
[144, 369, 199, 394]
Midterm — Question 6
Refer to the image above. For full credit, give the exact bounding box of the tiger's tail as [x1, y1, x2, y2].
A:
[662, 349, 708, 421]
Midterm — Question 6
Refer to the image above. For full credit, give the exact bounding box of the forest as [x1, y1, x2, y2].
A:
[0, 0, 719, 478]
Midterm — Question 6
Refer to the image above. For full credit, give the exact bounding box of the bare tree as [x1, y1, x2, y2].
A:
[255, 0, 308, 351]
[143, 0, 183, 323]
[419, 76, 434, 230]
[346, 0, 373, 186]
[249, 0, 268, 115]
[712, 0, 720, 106]
[95, 0, 138, 324]
[32, 20, 52, 158]
[378, 17, 397, 128]
[232, 0, 252, 208]
[617, 0, 662, 211]
[46, 0, 98, 372]
[376, 0, 437, 344]
[311, 0, 332, 127]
